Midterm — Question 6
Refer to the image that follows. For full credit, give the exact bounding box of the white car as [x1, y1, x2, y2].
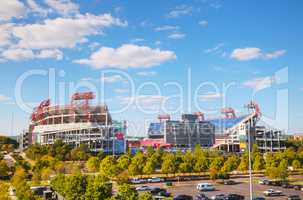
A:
[263, 189, 282, 196]
[197, 183, 215, 191]
[135, 185, 151, 192]
[148, 177, 163, 183]
[130, 178, 146, 184]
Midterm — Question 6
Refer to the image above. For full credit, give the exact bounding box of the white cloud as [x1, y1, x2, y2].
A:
[36, 49, 63, 60]
[0, 94, 11, 102]
[0, 0, 26, 21]
[242, 76, 274, 91]
[26, 0, 49, 16]
[45, 0, 79, 16]
[167, 5, 193, 18]
[136, 71, 157, 76]
[119, 95, 167, 106]
[199, 20, 208, 27]
[154, 25, 179, 31]
[0, 24, 14, 47]
[264, 50, 286, 59]
[204, 43, 224, 54]
[2, 48, 34, 60]
[168, 33, 186, 40]
[12, 13, 127, 49]
[199, 92, 223, 101]
[230, 47, 286, 61]
[1, 48, 63, 61]
[230, 47, 262, 61]
[100, 75, 125, 83]
[74, 44, 176, 69]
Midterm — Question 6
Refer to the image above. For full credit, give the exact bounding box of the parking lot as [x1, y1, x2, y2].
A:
[136, 177, 303, 199]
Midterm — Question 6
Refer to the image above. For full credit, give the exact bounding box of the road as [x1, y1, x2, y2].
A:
[136, 177, 303, 199]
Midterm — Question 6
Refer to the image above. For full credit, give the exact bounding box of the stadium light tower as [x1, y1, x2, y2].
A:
[245, 101, 261, 200]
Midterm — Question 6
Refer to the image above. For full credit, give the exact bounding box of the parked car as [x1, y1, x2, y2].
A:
[271, 180, 283, 186]
[258, 179, 268, 185]
[150, 187, 168, 196]
[293, 185, 302, 190]
[148, 177, 163, 183]
[197, 183, 215, 192]
[211, 194, 226, 200]
[282, 183, 294, 188]
[195, 193, 210, 200]
[288, 195, 301, 200]
[263, 189, 282, 196]
[130, 178, 147, 184]
[223, 180, 236, 185]
[157, 190, 171, 197]
[224, 194, 244, 200]
[252, 197, 265, 200]
[174, 194, 193, 200]
[30, 186, 49, 196]
[135, 185, 151, 192]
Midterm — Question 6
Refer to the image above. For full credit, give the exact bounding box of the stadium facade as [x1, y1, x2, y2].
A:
[141, 113, 215, 150]
[21, 92, 126, 154]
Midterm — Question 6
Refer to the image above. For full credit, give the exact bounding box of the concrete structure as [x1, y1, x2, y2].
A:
[211, 102, 286, 153]
[255, 126, 286, 152]
[145, 114, 215, 149]
[19, 130, 31, 150]
[24, 92, 126, 154]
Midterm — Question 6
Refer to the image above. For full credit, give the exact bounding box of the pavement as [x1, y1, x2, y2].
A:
[135, 176, 303, 199]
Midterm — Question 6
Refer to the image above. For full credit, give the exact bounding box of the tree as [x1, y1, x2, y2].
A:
[100, 156, 117, 178]
[0, 181, 10, 200]
[115, 183, 138, 200]
[237, 154, 248, 171]
[178, 151, 195, 173]
[11, 167, 27, 187]
[209, 156, 224, 171]
[193, 146, 209, 172]
[266, 159, 289, 180]
[128, 152, 145, 176]
[209, 167, 219, 180]
[86, 156, 100, 172]
[64, 174, 87, 200]
[12, 167, 35, 200]
[253, 154, 265, 171]
[292, 159, 301, 169]
[50, 173, 66, 196]
[84, 176, 112, 200]
[116, 170, 130, 185]
[161, 153, 176, 174]
[0, 160, 9, 177]
[139, 192, 153, 200]
[146, 146, 155, 158]
[278, 159, 289, 180]
[25, 144, 48, 160]
[265, 152, 278, 168]
[49, 139, 71, 160]
[221, 155, 239, 173]
[97, 150, 106, 160]
[117, 155, 130, 171]
[71, 144, 89, 161]
[143, 160, 155, 175]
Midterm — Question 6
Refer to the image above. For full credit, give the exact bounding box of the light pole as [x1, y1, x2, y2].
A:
[248, 117, 253, 200]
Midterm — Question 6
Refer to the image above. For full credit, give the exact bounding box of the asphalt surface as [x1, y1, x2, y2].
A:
[136, 177, 303, 199]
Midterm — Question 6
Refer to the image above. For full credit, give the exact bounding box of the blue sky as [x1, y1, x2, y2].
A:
[0, 0, 302, 136]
